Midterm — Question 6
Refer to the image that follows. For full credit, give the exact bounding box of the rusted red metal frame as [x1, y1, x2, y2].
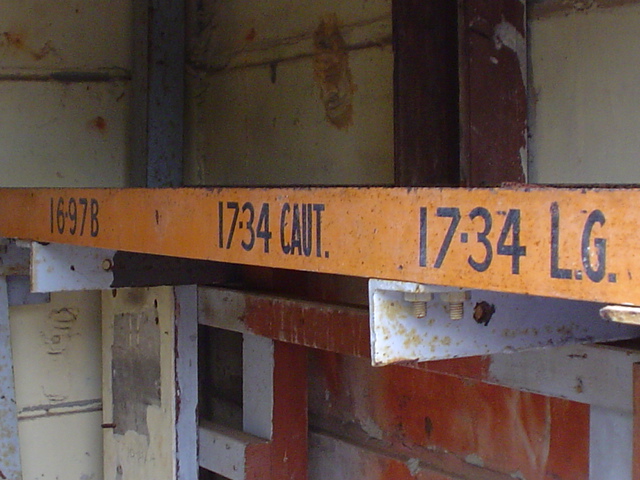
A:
[270, 341, 308, 479]
[199, 340, 308, 479]
[199, 287, 489, 381]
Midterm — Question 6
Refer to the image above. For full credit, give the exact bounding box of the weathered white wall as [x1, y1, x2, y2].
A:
[1, 1, 132, 478]
[11, 293, 103, 480]
[529, 1, 640, 184]
[185, 0, 393, 186]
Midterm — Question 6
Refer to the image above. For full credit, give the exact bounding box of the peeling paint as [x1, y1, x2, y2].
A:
[360, 417, 383, 440]
[493, 21, 526, 87]
[465, 453, 485, 467]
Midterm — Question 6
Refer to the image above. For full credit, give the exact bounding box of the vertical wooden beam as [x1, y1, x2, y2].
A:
[393, 0, 460, 187]
[459, 0, 527, 186]
[0, 277, 22, 480]
[270, 341, 308, 480]
[174, 286, 199, 480]
[633, 362, 640, 480]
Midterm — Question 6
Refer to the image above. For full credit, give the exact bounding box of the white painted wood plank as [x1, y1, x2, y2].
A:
[590, 406, 632, 480]
[489, 344, 640, 412]
[174, 286, 199, 480]
[198, 421, 269, 480]
[243, 334, 274, 440]
[102, 287, 177, 480]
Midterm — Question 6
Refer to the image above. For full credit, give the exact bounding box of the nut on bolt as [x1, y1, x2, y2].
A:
[440, 291, 470, 320]
[404, 292, 433, 318]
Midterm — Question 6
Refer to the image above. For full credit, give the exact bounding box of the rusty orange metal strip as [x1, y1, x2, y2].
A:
[0, 186, 638, 304]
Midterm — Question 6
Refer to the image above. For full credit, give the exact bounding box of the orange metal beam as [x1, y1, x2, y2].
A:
[0, 186, 637, 304]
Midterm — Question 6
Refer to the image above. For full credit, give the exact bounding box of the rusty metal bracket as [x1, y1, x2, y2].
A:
[368, 279, 640, 365]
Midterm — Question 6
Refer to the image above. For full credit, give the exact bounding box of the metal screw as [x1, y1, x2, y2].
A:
[404, 292, 433, 318]
[440, 291, 469, 320]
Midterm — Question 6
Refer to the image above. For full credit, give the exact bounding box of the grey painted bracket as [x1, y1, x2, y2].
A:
[7, 276, 50, 306]
[30, 242, 115, 293]
[0, 241, 50, 304]
[0, 240, 30, 276]
[368, 279, 640, 365]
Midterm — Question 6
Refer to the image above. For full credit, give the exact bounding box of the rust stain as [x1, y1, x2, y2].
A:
[245, 27, 257, 42]
[2, 31, 56, 61]
[313, 14, 356, 130]
[3, 32, 25, 49]
[473, 301, 495, 326]
[88, 116, 108, 134]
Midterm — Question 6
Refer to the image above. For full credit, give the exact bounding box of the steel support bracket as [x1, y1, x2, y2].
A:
[368, 279, 640, 366]
[30, 242, 116, 293]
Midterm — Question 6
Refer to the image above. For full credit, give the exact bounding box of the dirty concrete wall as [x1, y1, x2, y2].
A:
[529, 0, 640, 184]
[1, 1, 132, 478]
[184, 0, 394, 186]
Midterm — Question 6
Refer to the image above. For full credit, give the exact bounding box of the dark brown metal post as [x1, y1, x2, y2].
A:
[459, 0, 527, 186]
[393, 0, 460, 187]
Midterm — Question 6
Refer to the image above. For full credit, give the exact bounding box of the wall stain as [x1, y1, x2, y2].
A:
[313, 14, 356, 130]
[43, 307, 78, 355]
[2, 31, 57, 61]
[245, 27, 257, 42]
[88, 116, 108, 134]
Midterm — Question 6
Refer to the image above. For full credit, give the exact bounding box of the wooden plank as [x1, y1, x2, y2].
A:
[199, 287, 370, 358]
[2, 186, 640, 304]
[102, 287, 179, 480]
[198, 421, 271, 480]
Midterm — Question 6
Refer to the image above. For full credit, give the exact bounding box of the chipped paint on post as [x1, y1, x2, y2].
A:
[102, 287, 178, 480]
[460, 0, 528, 186]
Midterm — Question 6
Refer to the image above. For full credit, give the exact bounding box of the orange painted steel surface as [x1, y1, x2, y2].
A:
[0, 186, 637, 304]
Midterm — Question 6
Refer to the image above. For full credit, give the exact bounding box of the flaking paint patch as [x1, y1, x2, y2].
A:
[313, 14, 356, 130]
[493, 21, 526, 87]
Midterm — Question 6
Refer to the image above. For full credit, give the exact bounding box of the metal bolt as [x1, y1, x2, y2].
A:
[448, 302, 464, 320]
[102, 258, 114, 271]
[404, 292, 433, 318]
[440, 291, 470, 321]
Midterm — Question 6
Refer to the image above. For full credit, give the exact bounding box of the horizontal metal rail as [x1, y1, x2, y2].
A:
[0, 186, 637, 304]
